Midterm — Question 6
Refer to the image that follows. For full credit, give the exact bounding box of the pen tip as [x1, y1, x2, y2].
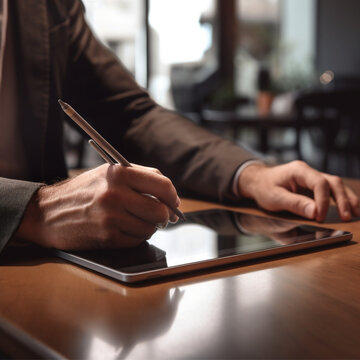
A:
[175, 209, 186, 222]
[58, 99, 67, 109]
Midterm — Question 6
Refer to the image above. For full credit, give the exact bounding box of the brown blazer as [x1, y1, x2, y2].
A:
[0, 0, 258, 253]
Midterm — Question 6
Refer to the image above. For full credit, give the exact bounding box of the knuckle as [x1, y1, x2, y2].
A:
[318, 177, 330, 191]
[331, 175, 343, 186]
[156, 203, 170, 221]
[151, 167, 162, 175]
[160, 176, 174, 193]
[159, 175, 170, 186]
[291, 160, 306, 168]
[111, 165, 135, 187]
[107, 163, 124, 180]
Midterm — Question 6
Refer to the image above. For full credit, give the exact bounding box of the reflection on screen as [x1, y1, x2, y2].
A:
[148, 220, 334, 268]
[122, 210, 345, 272]
[149, 224, 217, 266]
[60, 210, 349, 275]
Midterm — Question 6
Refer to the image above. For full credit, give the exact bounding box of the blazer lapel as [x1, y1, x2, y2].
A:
[13, 0, 50, 180]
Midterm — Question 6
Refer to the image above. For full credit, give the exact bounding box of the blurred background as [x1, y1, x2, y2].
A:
[66, 0, 360, 178]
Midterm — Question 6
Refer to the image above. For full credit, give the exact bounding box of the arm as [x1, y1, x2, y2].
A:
[61, 0, 258, 203]
[9, 1, 358, 255]
[59, 1, 360, 221]
[1, 0, 253, 254]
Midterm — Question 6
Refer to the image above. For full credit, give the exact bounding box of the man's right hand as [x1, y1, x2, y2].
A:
[16, 164, 180, 250]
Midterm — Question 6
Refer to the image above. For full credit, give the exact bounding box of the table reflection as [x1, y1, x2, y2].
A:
[0, 248, 184, 359]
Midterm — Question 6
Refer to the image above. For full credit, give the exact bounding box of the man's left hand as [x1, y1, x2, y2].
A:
[238, 160, 360, 222]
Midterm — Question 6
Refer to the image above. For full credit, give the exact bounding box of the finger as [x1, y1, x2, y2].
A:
[124, 190, 171, 225]
[334, 181, 360, 217]
[290, 165, 330, 222]
[312, 179, 331, 222]
[345, 187, 360, 217]
[324, 176, 352, 221]
[96, 174, 171, 226]
[99, 211, 157, 247]
[168, 209, 179, 224]
[112, 166, 180, 211]
[268, 187, 317, 220]
[56, 214, 155, 250]
[130, 163, 163, 175]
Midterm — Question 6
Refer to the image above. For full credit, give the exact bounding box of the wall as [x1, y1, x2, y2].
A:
[317, 0, 360, 76]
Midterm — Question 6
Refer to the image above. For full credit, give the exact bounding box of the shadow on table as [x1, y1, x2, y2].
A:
[0, 243, 59, 267]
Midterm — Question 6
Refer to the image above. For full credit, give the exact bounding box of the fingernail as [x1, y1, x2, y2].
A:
[304, 203, 315, 219]
[156, 221, 168, 229]
[175, 196, 181, 207]
[169, 214, 179, 224]
[343, 209, 351, 220]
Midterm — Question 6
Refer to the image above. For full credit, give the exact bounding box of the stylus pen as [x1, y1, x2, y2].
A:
[58, 99, 186, 221]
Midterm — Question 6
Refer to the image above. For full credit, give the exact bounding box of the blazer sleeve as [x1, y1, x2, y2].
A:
[60, 0, 260, 202]
[0, 178, 42, 254]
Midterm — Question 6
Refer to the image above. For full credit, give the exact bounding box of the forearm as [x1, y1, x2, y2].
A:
[59, 1, 260, 203]
[122, 107, 260, 202]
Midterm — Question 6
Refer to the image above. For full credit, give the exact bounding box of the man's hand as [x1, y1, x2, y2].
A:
[238, 160, 360, 222]
[16, 164, 180, 250]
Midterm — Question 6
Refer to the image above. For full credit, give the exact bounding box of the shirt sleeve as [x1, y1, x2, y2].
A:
[231, 160, 266, 198]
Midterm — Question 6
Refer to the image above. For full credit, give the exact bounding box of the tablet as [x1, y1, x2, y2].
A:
[53, 209, 352, 283]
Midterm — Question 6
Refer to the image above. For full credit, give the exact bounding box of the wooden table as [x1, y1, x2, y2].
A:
[1, 180, 360, 359]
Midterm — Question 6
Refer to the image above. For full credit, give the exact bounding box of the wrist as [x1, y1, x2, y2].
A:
[15, 186, 48, 247]
[237, 162, 268, 199]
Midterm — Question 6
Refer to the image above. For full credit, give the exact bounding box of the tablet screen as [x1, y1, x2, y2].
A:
[54, 209, 352, 282]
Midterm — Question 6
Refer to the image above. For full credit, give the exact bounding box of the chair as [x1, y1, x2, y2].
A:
[294, 89, 360, 174]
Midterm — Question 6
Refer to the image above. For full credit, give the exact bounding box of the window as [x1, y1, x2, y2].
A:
[82, 0, 147, 87]
[235, 0, 316, 98]
[148, 0, 216, 109]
